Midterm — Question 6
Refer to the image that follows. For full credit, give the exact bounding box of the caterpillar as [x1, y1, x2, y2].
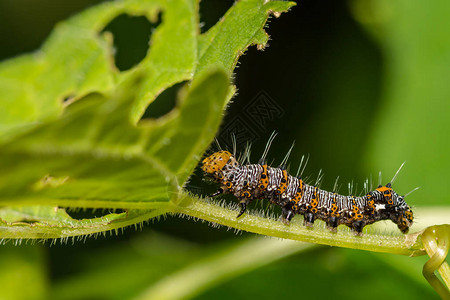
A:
[201, 136, 414, 234]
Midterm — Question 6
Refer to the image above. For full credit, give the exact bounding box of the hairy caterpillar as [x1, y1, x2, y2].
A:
[201, 136, 414, 234]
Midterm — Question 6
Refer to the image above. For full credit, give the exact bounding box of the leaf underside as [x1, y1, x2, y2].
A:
[0, 0, 295, 240]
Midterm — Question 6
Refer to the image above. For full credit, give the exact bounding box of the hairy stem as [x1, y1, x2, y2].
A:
[175, 193, 426, 256]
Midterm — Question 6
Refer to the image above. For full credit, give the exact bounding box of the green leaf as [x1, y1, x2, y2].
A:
[0, 205, 168, 239]
[0, 0, 195, 142]
[0, 68, 229, 208]
[0, 0, 295, 239]
[196, 0, 292, 74]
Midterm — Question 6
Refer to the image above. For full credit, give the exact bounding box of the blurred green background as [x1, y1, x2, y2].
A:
[0, 0, 448, 299]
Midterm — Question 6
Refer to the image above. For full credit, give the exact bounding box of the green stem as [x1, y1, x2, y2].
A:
[174, 193, 425, 256]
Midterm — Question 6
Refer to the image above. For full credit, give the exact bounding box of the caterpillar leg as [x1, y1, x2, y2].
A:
[236, 190, 254, 218]
[236, 201, 248, 218]
[326, 216, 338, 232]
[304, 212, 315, 227]
[281, 207, 295, 225]
[352, 220, 365, 235]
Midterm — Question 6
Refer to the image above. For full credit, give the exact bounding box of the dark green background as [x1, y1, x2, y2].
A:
[1, 0, 447, 299]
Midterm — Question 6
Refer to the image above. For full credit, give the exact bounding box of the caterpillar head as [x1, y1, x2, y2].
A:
[202, 151, 236, 180]
[371, 184, 413, 233]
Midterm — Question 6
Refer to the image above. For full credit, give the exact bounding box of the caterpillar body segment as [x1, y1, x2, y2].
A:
[202, 150, 414, 234]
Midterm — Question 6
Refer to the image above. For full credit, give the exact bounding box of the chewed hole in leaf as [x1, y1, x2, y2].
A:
[102, 13, 161, 71]
[141, 80, 188, 120]
[65, 207, 126, 220]
[199, 0, 234, 33]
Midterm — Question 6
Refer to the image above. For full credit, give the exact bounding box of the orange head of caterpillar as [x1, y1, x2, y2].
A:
[201, 151, 236, 180]
[371, 183, 414, 233]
